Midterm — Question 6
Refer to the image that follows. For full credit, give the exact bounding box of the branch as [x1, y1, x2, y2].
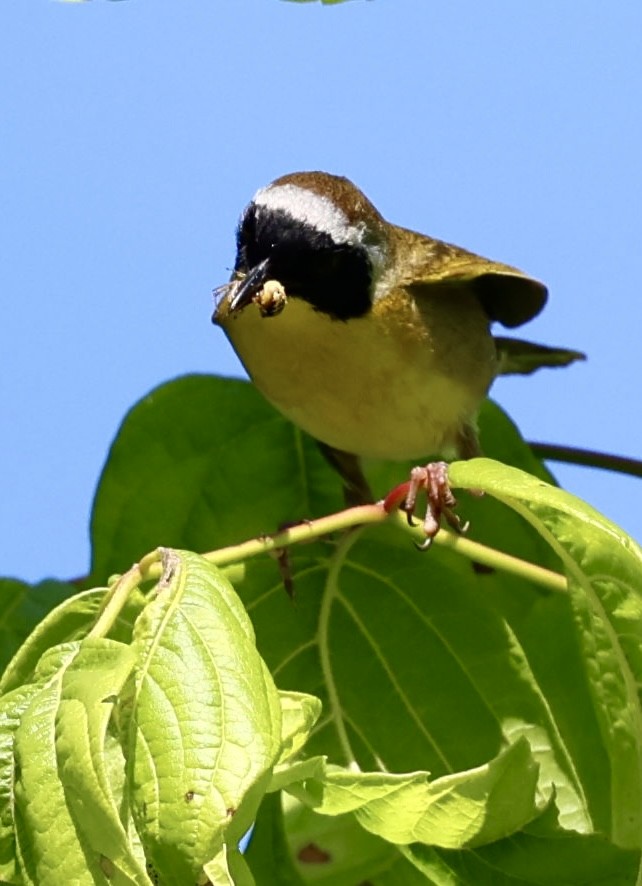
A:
[529, 442, 642, 479]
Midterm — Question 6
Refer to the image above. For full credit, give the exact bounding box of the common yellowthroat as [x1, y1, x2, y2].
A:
[213, 172, 582, 535]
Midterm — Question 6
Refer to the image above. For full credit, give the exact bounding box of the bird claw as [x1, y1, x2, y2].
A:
[400, 462, 468, 545]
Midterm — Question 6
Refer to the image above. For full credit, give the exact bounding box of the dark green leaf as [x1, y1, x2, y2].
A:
[89, 375, 342, 583]
[0, 579, 75, 678]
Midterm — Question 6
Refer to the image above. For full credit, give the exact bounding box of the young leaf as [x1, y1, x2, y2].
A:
[0, 682, 47, 884]
[0, 586, 145, 696]
[288, 738, 540, 849]
[275, 690, 322, 765]
[12, 643, 109, 885]
[55, 639, 149, 885]
[120, 549, 283, 882]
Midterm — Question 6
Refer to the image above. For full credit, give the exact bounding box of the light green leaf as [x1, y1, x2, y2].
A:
[0, 682, 46, 884]
[269, 755, 326, 794]
[276, 690, 322, 765]
[203, 843, 256, 886]
[0, 585, 144, 696]
[55, 639, 149, 885]
[12, 643, 109, 885]
[120, 549, 283, 882]
[289, 738, 540, 849]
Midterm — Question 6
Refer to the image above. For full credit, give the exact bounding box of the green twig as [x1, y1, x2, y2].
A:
[87, 548, 163, 639]
[205, 503, 567, 595]
[87, 498, 567, 637]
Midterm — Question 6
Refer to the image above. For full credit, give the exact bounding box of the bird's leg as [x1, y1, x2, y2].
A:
[387, 425, 481, 547]
[401, 462, 469, 549]
[317, 442, 374, 506]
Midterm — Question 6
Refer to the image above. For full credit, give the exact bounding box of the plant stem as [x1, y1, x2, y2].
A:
[87, 549, 163, 639]
[205, 503, 567, 595]
[529, 442, 642, 479]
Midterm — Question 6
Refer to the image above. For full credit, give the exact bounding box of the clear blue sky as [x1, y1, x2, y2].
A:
[2, 0, 641, 582]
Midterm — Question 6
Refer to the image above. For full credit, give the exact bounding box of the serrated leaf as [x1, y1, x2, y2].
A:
[120, 549, 282, 882]
[86, 374, 642, 882]
[55, 639, 149, 884]
[289, 738, 540, 849]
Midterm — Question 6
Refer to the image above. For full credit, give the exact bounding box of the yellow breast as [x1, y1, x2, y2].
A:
[216, 289, 496, 460]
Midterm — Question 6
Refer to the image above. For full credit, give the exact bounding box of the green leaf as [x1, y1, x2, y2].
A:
[289, 738, 540, 849]
[0, 579, 75, 678]
[85, 375, 642, 881]
[450, 457, 642, 851]
[0, 585, 145, 696]
[403, 804, 640, 885]
[55, 639, 149, 884]
[89, 375, 343, 583]
[244, 793, 306, 885]
[281, 793, 398, 885]
[0, 682, 46, 884]
[275, 690, 323, 766]
[12, 643, 110, 885]
[120, 549, 283, 882]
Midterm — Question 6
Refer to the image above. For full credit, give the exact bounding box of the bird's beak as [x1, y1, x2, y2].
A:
[228, 258, 271, 313]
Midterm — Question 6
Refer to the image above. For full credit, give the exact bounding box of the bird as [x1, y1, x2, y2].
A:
[213, 171, 583, 539]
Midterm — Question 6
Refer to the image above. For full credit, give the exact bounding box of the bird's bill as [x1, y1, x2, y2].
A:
[228, 258, 271, 313]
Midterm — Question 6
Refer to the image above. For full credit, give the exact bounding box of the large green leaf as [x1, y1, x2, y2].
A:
[89, 375, 343, 583]
[450, 457, 642, 849]
[401, 804, 639, 885]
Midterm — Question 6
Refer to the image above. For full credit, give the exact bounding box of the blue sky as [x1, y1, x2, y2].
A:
[2, 0, 641, 582]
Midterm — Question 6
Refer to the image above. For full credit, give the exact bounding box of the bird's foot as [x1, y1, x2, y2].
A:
[383, 461, 469, 549]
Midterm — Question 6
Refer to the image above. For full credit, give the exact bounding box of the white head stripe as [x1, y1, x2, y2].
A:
[253, 183, 358, 246]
